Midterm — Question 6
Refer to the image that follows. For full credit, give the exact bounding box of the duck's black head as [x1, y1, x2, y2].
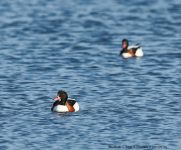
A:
[122, 39, 129, 49]
[57, 91, 68, 101]
[53, 91, 68, 105]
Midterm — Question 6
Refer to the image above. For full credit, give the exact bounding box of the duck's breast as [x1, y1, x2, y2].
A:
[122, 53, 132, 58]
[54, 105, 69, 112]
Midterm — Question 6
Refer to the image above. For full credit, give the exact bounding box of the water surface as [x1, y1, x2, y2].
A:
[0, 0, 181, 149]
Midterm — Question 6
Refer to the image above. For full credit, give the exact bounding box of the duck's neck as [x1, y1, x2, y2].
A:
[59, 99, 67, 105]
[122, 47, 128, 53]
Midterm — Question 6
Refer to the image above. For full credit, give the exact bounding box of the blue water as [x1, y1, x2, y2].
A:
[0, 0, 181, 149]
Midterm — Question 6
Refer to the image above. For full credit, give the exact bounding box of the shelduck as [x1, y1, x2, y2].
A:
[51, 91, 79, 112]
[120, 39, 144, 59]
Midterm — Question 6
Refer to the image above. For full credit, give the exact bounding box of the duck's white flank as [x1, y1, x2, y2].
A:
[73, 102, 79, 112]
[135, 47, 144, 57]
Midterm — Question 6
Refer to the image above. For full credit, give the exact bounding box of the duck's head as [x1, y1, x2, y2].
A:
[53, 91, 68, 101]
[122, 39, 129, 49]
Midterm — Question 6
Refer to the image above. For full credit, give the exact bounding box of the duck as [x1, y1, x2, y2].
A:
[51, 91, 79, 112]
[120, 39, 144, 59]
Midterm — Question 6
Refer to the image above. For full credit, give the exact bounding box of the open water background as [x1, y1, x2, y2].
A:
[0, 0, 181, 149]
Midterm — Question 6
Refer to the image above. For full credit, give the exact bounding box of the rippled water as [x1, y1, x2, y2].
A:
[0, 0, 181, 149]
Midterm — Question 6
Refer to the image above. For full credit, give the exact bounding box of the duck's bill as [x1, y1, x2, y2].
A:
[122, 43, 127, 48]
[53, 95, 60, 100]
